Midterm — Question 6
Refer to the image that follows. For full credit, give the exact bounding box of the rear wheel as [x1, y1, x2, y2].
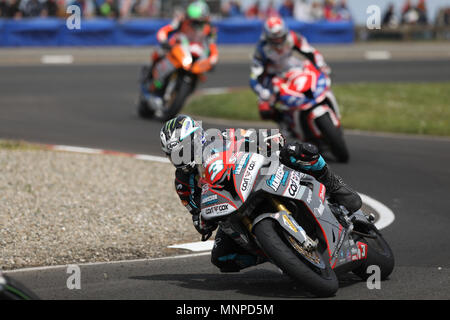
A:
[352, 225, 395, 281]
[315, 114, 349, 163]
[253, 219, 338, 297]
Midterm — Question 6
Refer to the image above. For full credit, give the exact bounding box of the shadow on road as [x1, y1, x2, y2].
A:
[130, 268, 364, 299]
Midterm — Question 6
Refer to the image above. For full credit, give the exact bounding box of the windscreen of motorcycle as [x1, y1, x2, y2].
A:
[199, 153, 265, 221]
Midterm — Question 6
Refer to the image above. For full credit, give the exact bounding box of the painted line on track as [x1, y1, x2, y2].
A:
[40, 55, 74, 65]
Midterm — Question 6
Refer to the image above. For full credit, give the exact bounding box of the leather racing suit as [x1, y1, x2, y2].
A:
[250, 30, 330, 121]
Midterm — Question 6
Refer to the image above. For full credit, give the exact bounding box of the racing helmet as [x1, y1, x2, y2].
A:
[186, 1, 210, 29]
[160, 115, 205, 171]
[263, 16, 289, 47]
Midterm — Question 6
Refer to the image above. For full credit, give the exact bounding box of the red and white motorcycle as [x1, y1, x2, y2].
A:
[272, 60, 349, 162]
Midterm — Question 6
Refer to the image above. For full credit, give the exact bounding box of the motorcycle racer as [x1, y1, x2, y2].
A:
[250, 16, 331, 122]
[160, 115, 361, 272]
[148, 0, 218, 92]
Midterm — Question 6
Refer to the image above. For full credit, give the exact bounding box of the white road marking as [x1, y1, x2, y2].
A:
[134, 154, 170, 163]
[41, 55, 74, 65]
[359, 193, 395, 230]
[50, 145, 102, 154]
[168, 240, 215, 252]
[364, 50, 392, 60]
[3, 252, 211, 274]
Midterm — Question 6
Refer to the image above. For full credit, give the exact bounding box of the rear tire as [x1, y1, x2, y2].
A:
[352, 226, 395, 281]
[253, 219, 338, 297]
[315, 114, 349, 163]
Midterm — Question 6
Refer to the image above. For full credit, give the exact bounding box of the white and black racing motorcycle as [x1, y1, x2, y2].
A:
[199, 137, 394, 297]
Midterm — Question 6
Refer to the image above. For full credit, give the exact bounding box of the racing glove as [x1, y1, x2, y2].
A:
[160, 40, 172, 52]
[280, 142, 324, 170]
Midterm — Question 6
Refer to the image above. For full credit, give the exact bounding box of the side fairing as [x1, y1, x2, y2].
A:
[254, 164, 342, 261]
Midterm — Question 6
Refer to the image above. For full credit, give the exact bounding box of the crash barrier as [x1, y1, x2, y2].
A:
[0, 17, 354, 47]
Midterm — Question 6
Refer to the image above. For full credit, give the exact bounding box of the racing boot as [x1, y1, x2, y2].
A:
[312, 164, 362, 214]
[280, 142, 362, 214]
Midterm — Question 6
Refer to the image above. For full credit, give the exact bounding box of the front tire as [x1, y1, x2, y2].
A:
[137, 99, 154, 119]
[253, 219, 338, 297]
[315, 114, 349, 163]
[163, 77, 195, 121]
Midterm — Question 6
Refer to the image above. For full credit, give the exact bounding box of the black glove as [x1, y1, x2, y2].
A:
[192, 214, 217, 241]
[280, 142, 320, 169]
[160, 41, 172, 51]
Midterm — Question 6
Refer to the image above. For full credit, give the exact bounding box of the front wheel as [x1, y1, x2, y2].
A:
[0, 274, 40, 300]
[253, 219, 338, 297]
[162, 76, 195, 121]
[315, 114, 349, 163]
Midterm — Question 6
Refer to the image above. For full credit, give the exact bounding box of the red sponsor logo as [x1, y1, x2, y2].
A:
[318, 184, 326, 203]
[356, 241, 368, 260]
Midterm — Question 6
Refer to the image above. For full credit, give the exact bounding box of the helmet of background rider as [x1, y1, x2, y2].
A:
[186, 0, 210, 30]
[160, 115, 205, 172]
[263, 16, 289, 48]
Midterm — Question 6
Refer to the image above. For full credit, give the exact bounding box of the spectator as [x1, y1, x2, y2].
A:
[445, 8, 450, 25]
[401, 0, 415, 24]
[7, 0, 23, 18]
[98, 0, 119, 18]
[309, 0, 323, 20]
[23, 0, 42, 17]
[222, 0, 242, 18]
[130, 0, 143, 16]
[0, 0, 7, 17]
[245, 0, 261, 19]
[55, 0, 65, 17]
[142, 0, 159, 17]
[335, 0, 351, 21]
[264, 0, 278, 18]
[42, 0, 58, 17]
[293, 0, 312, 22]
[323, 0, 337, 21]
[416, 0, 428, 25]
[382, 3, 398, 27]
[71, 0, 92, 18]
[279, 0, 294, 18]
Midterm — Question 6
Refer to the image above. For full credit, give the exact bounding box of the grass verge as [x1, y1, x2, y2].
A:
[185, 82, 450, 136]
[0, 140, 42, 150]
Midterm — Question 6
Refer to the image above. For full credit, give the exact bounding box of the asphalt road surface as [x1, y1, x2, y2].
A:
[1, 60, 450, 299]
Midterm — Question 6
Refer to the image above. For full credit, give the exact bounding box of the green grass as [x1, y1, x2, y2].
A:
[0, 140, 41, 150]
[185, 82, 450, 136]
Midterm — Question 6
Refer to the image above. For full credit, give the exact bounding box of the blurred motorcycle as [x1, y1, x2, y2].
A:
[0, 272, 39, 300]
[138, 34, 214, 121]
[271, 60, 350, 162]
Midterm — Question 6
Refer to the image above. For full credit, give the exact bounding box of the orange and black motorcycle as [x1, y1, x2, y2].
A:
[138, 34, 215, 121]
